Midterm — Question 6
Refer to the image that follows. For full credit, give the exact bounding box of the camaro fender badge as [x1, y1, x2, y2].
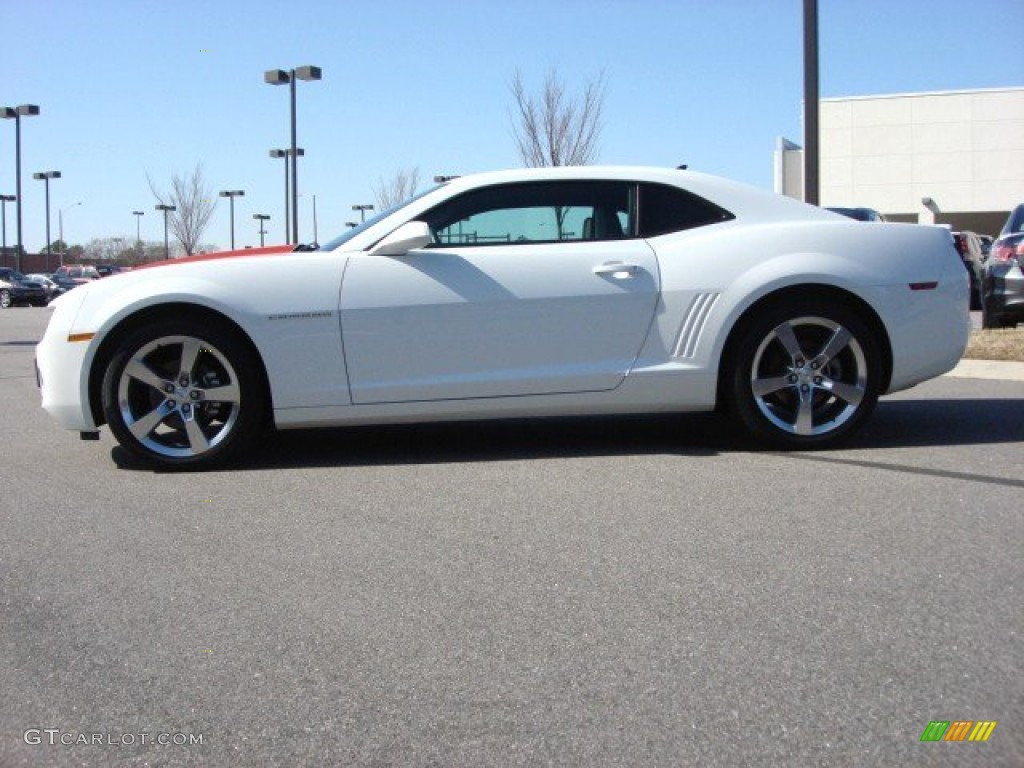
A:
[267, 311, 335, 321]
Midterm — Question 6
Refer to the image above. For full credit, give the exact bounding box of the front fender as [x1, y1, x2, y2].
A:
[68, 258, 352, 412]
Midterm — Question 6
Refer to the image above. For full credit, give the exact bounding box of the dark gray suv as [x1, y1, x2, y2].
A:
[982, 205, 1024, 329]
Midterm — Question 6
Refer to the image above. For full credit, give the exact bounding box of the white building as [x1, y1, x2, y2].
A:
[776, 87, 1024, 235]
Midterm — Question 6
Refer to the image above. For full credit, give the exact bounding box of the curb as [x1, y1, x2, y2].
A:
[944, 359, 1024, 382]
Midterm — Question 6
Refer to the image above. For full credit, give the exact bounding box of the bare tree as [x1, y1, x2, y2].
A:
[148, 164, 218, 256]
[509, 69, 606, 167]
[373, 167, 421, 211]
[83, 237, 135, 263]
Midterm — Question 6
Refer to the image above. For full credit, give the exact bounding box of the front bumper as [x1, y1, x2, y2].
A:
[36, 291, 99, 432]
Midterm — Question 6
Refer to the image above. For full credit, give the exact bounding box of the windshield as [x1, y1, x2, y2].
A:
[1003, 204, 1024, 236]
[319, 185, 441, 251]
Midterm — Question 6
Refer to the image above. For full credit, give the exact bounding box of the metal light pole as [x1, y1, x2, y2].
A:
[0, 195, 14, 262]
[33, 171, 61, 270]
[2, 105, 40, 271]
[219, 190, 245, 250]
[265, 65, 321, 245]
[132, 210, 145, 256]
[58, 201, 82, 268]
[253, 214, 270, 247]
[269, 149, 289, 243]
[270, 148, 303, 244]
[312, 194, 318, 246]
[352, 203, 374, 223]
[155, 203, 175, 259]
[803, 0, 820, 206]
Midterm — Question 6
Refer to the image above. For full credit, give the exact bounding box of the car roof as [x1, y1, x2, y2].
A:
[329, 166, 835, 253]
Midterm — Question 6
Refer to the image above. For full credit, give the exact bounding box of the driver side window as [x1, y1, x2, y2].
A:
[425, 181, 634, 247]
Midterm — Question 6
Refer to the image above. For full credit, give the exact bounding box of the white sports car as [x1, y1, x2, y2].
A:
[36, 167, 969, 468]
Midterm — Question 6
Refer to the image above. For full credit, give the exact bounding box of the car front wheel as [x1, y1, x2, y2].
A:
[0, 289, 11, 309]
[728, 303, 882, 448]
[101, 319, 266, 469]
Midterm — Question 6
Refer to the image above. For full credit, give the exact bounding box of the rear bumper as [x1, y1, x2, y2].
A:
[983, 264, 1024, 321]
[881, 276, 970, 393]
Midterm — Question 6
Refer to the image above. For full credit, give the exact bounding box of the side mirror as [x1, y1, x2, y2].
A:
[368, 221, 432, 257]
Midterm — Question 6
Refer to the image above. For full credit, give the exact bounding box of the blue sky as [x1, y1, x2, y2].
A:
[2, 0, 1022, 253]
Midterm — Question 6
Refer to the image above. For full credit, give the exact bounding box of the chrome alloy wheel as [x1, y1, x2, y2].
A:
[749, 316, 868, 437]
[116, 335, 242, 459]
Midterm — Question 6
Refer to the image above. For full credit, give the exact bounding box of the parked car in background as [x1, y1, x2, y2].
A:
[951, 231, 986, 310]
[49, 272, 82, 295]
[36, 166, 969, 469]
[26, 273, 68, 300]
[0, 268, 49, 308]
[826, 206, 887, 222]
[979, 234, 993, 258]
[981, 204, 1024, 328]
[96, 264, 128, 277]
[54, 264, 100, 284]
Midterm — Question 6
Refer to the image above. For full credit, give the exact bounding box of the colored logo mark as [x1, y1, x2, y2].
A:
[920, 720, 997, 742]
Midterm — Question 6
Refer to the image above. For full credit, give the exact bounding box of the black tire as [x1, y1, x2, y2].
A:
[0, 289, 11, 309]
[970, 279, 982, 311]
[101, 318, 266, 469]
[981, 301, 1012, 329]
[727, 301, 882, 449]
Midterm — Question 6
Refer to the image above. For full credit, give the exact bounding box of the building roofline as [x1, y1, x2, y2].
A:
[821, 86, 1024, 103]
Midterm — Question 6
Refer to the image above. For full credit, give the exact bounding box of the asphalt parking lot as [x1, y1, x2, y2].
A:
[1, 306, 1021, 767]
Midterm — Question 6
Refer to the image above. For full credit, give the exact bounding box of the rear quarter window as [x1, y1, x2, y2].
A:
[638, 183, 734, 237]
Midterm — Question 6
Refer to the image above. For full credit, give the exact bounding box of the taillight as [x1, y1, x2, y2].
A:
[990, 241, 1024, 264]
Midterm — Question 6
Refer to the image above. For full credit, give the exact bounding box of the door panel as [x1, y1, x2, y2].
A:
[340, 240, 659, 403]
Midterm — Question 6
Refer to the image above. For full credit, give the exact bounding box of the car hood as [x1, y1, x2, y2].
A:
[132, 244, 298, 271]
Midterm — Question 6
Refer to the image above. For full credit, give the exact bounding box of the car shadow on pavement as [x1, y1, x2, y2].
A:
[110, 397, 1023, 472]
[111, 413, 736, 472]
[261, 413, 742, 466]
[858, 397, 1024, 449]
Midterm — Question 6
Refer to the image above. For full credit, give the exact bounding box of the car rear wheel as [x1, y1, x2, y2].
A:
[0, 289, 11, 309]
[101, 319, 266, 469]
[728, 302, 882, 448]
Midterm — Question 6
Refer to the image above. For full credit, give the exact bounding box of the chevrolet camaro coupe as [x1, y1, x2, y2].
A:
[36, 167, 969, 469]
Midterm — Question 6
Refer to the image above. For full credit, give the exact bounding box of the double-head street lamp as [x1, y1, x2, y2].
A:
[352, 203, 374, 223]
[32, 171, 61, 269]
[269, 147, 303, 243]
[253, 213, 270, 247]
[219, 189, 245, 250]
[155, 203, 176, 259]
[1, 104, 40, 270]
[265, 65, 321, 245]
[0, 194, 15, 258]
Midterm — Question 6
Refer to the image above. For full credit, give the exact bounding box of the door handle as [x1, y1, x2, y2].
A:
[592, 262, 640, 279]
